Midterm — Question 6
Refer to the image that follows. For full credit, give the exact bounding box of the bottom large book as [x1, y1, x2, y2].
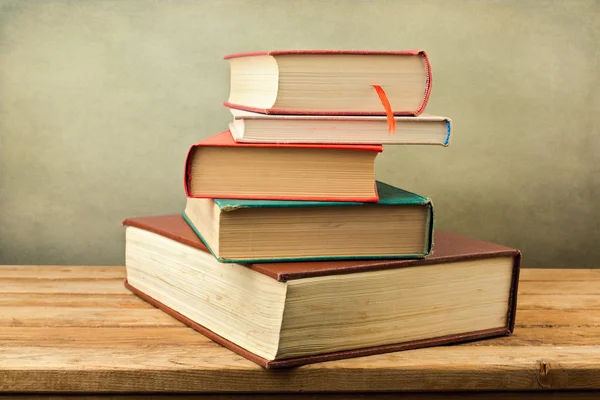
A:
[123, 215, 521, 369]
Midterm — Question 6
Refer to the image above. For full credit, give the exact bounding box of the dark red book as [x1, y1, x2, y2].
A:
[184, 131, 382, 202]
[123, 215, 521, 369]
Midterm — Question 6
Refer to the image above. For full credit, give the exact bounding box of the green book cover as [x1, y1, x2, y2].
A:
[183, 181, 434, 263]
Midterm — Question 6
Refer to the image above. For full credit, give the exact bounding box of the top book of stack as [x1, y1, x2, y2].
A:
[224, 50, 431, 116]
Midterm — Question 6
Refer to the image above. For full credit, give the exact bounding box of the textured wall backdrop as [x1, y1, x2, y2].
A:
[0, 0, 599, 268]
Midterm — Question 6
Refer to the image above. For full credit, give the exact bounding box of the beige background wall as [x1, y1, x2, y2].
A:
[0, 0, 598, 268]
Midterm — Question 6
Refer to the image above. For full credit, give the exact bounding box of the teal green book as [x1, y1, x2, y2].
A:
[183, 181, 434, 263]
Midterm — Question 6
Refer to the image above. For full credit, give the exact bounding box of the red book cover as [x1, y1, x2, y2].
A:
[224, 49, 432, 116]
[184, 131, 382, 202]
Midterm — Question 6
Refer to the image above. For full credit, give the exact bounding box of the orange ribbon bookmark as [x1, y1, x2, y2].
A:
[373, 85, 396, 134]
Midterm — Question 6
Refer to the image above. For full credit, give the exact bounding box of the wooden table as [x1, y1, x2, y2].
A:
[1, 266, 599, 399]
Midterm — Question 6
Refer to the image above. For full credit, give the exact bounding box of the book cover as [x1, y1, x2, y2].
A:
[184, 131, 382, 202]
[123, 214, 521, 369]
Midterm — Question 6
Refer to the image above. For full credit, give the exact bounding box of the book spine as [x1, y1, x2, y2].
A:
[507, 251, 522, 333]
[415, 51, 433, 116]
[423, 200, 435, 256]
[183, 144, 196, 197]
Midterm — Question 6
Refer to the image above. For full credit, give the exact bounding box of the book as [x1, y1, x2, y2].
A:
[183, 181, 434, 263]
[184, 131, 382, 202]
[123, 214, 521, 369]
[224, 50, 432, 116]
[229, 108, 453, 145]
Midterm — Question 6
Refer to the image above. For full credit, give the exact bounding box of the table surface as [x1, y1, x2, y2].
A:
[1, 266, 599, 395]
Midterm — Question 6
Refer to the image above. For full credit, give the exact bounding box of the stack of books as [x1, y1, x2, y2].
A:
[123, 50, 521, 369]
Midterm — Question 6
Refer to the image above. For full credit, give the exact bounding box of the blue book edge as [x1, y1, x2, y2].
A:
[443, 119, 452, 146]
[213, 181, 431, 210]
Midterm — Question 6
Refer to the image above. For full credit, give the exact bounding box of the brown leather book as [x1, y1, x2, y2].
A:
[123, 215, 521, 369]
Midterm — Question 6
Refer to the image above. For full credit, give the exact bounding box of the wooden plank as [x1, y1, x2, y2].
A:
[0, 279, 130, 294]
[3, 393, 600, 400]
[2, 346, 600, 392]
[0, 327, 201, 347]
[467, 326, 600, 346]
[7, 271, 600, 295]
[2, 288, 598, 311]
[0, 293, 153, 308]
[463, 326, 600, 346]
[520, 268, 600, 281]
[516, 310, 600, 327]
[3, 276, 598, 311]
[518, 294, 600, 310]
[518, 280, 600, 295]
[0, 326, 599, 349]
[4, 267, 595, 282]
[1, 266, 597, 282]
[0, 307, 181, 327]
[0, 265, 125, 279]
[3, 307, 597, 329]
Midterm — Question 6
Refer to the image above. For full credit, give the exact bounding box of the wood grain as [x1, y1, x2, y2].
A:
[0, 293, 154, 308]
[0, 266, 599, 393]
[519, 268, 600, 281]
[1, 279, 129, 294]
[0, 306, 180, 327]
[3, 393, 600, 400]
[518, 294, 600, 310]
[517, 280, 600, 295]
[516, 310, 600, 327]
[0, 265, 125, 279]
[4, 393, 600, 399]
[1, 325, 598, 348]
